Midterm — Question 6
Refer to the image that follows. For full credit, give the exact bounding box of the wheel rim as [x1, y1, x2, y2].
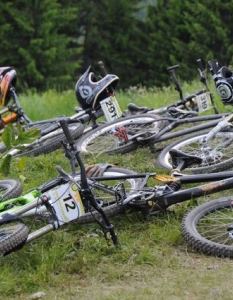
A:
[79, 117, 160, 154]
[194, 203, 233, 247]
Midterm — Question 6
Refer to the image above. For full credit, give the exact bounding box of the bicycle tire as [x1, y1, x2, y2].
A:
[157, 130, 233, 174]
[6, 122, 84, 157]
[0, 222, 29, 256]
[182, 197, 233, 258]
[76, 114, 166, 155]
[0, 179, 23, 201]
[43, 167, 143, 224]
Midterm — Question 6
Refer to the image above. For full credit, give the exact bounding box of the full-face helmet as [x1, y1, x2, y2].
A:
[75, 66, 119, 110]
[214, 66, 233, 105]
[0, 67, 17, 106]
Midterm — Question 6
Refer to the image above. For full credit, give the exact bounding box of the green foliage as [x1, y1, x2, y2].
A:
[0, 124, 41, 176]
[2, 0, 233, 90]
[145, 0, 233, 86]
[76, 0, 148, 88]
[12, 124, 41, 149]
[0, 0, 82, 91]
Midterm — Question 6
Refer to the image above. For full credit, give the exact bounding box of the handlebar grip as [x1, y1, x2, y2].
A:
[98, 61, 108, 77]
[197, 59, 204, 71]
[167, 65, 180, 72]
[208, 60, 221, 75]
[59, 119, 74, 146]
[98, 61, 115, 94]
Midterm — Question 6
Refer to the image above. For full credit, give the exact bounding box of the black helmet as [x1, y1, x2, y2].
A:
[75, 66, 119, 110]
[214, 66, 233, 105]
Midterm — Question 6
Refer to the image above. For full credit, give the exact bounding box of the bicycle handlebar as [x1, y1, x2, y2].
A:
[197, 59, 204, 72]
[98, 61, 108, 77]
[59, 119, 75, 147]
[208, 60, 221, 75]
[197, 58, 207, 84]
[59, 118, 119, 245]
[98, 61, 115, 95]
[10, 88, 32, 123]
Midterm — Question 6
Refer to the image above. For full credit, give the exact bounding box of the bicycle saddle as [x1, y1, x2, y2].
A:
[127, 103, 153, 115]
[169, 149, 203, 171]
[167, 107, 198, 118]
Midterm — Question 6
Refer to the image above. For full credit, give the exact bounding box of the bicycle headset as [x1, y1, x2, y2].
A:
[214, 66, 233, 105]
[75, 65, 119, 110]
[0, 67, 17, 107]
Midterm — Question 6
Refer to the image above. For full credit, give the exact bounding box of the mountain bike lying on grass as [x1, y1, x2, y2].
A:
[157, 60, 233, 174]
[2, 125, 233, 258]
[0, 117, 144, 256]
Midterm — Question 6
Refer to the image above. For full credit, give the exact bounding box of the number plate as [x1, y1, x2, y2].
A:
[48, 182, 84, 226]
[100, 95, 122, 122]
[195, 92, 212, 112]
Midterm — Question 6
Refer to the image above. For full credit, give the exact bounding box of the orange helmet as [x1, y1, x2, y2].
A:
[0, 67, 17, 106]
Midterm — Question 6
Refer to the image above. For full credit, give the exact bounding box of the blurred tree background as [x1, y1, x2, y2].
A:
[0, 0, 232, 91]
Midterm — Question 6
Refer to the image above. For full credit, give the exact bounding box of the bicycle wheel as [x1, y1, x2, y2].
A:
[0, 221, 29, 256]
[182, 197, 233, 258]
[76, 114, 166, 155]
[3, 122, 84, 157]
[158, 130, 233, 174]
[0, 179, 23, 201]
[67, 167, 143, 224]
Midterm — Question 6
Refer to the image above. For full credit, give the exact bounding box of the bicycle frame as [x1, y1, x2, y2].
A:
[108, 111, 228, 152]
[3, 167, 233, 222]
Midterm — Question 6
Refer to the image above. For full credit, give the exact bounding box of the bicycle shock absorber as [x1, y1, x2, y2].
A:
[168, 181, 181, 191]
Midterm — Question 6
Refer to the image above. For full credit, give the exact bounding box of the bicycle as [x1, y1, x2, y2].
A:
[157, 60, 233, 174]
[2, 135, 233, 258]
[0, 117, 144, 256]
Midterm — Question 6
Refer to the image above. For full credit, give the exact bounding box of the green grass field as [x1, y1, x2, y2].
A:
[1, 81, 233, 300]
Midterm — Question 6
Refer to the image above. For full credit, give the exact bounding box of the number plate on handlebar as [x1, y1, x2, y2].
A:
[195, 92, 212, 112]
[48, 182, 84, 226]
[100, 95, 122, 122]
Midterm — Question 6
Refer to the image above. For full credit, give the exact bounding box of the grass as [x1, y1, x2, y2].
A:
[1, 79, 233, 300]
